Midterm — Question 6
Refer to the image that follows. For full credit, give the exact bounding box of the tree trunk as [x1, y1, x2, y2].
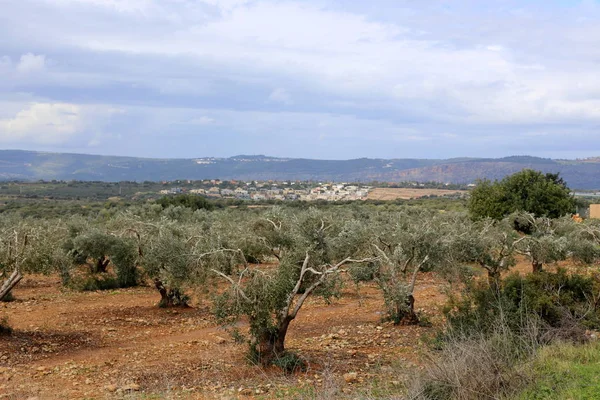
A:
[488, 269, 501, 292]
[274, 316, 292, 355]
[394, 294, 419, 325]
[154, 278, 171, 306]
[532, 260, 543, 273]
[95, 256, 110, 274]
[0, 269, 22, 301]
[255, 316, 293, 366]
[256, 331, 277, 366]
[154, 279, 188, 308]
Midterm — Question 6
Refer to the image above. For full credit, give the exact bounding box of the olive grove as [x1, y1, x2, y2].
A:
[1, 192, 598, 372]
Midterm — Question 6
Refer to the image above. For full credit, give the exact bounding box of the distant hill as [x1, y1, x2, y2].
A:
[0, 150, 599, 189]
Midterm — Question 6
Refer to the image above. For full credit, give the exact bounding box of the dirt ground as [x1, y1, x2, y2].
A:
[367, 188, 466, 201]
[0, 271, 453, 400]
[0, 256, 560, 400]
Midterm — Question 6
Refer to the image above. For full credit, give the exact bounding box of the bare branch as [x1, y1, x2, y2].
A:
[265, 219, 282, 230]
[196, 248, 249, 268]
[210, 268, 252, 303]
[408, 255, 429, 294]
[289, 256, 377, 319]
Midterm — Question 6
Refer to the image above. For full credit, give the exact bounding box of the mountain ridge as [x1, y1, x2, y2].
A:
[0, 150, 599, 189]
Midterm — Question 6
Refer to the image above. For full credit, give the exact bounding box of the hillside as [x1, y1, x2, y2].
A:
[0, 150, 599, 189]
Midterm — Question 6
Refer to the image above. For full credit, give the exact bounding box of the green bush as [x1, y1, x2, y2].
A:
[271, 352, 307, 374]
[76, 274, 121, 291]
[348, 262, 376, 284]
[443, 269, 600, 342]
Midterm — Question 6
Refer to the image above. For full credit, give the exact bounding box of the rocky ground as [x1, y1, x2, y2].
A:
[0, 272, 449, 399]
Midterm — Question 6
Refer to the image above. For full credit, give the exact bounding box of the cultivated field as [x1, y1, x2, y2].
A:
[367, 188, 466, 201]
[0, 273, 448, 399]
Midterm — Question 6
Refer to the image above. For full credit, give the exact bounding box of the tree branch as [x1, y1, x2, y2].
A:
[210, 268, 252, 303]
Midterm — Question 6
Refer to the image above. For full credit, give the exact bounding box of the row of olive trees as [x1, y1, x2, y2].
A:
[2, 202, 599, 369]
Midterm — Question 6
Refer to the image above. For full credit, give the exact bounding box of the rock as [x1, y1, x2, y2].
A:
[343, 372, 358, 384]
[104, 384, 118, 392]
[121, 383, 140, 391]
[214, 336, 227, 344]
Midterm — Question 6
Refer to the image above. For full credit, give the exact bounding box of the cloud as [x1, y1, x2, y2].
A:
[1, 0, 600, 159]
[0, 103, 82, 144]
[0, 102, 120, 145]
[190, 116, 215, 125]
[16, 53, 46, 74]
[268, 88, 292, 105]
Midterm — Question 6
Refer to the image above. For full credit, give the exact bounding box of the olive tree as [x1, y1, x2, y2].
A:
[0, 217, 69, 300]
[371, 210, 456, 324]
[212, 208, 376, 368]
[68, 230, 139, 288]
[512, 213, 568, 273]
[110, 212, 204, 307]
[453, 218, 521, 290]
[564, 218, 600, 265]
[142, 231, 197, 307]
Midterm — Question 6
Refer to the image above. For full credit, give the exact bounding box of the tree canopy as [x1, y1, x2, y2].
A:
[468, 169, 576, 220]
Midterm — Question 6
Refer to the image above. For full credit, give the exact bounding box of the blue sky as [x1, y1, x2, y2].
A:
[1, 0, 600, 160]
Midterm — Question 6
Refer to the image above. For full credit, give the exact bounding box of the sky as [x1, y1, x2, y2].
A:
[1, 0, 600, 160]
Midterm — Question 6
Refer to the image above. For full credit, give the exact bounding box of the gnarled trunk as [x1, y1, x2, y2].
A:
[93, 255, 110, 274]
[394, 294, 419, 325]
[487, 269, 501, 292]
[532, 260, 543, 273]
[0, 269, 22, 301]
[154, 279, 188, 308]
[255, 316, 293, 366]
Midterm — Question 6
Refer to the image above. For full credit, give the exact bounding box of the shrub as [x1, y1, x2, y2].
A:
[411, 327, 536, 400]
[76, 274, 121, 291]
[443, 270, 600, 341]
[348, 262, 376, 284]
[271, 352, 307, 374]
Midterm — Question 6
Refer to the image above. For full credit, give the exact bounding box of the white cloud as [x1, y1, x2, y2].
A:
[190, 116, 215, 125]
[0, 103, 82, 144]
[44, 0, 590, 124]
[16, 53, 46, 74]
[0, 102, 119, 145]
[2, 0, 600, 158]
[268, 88, 292, 105]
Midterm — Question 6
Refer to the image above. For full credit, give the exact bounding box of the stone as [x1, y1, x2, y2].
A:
[343, 372, 358, 384]
[214, 336, 227, 344]
[104, 384, 118, 392]
[121, 383, 140, 391]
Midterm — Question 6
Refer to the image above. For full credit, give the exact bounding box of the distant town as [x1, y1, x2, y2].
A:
[159, 180, 372, 202]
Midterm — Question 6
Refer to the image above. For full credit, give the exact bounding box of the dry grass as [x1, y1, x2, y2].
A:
[367, 188, 466, 201]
